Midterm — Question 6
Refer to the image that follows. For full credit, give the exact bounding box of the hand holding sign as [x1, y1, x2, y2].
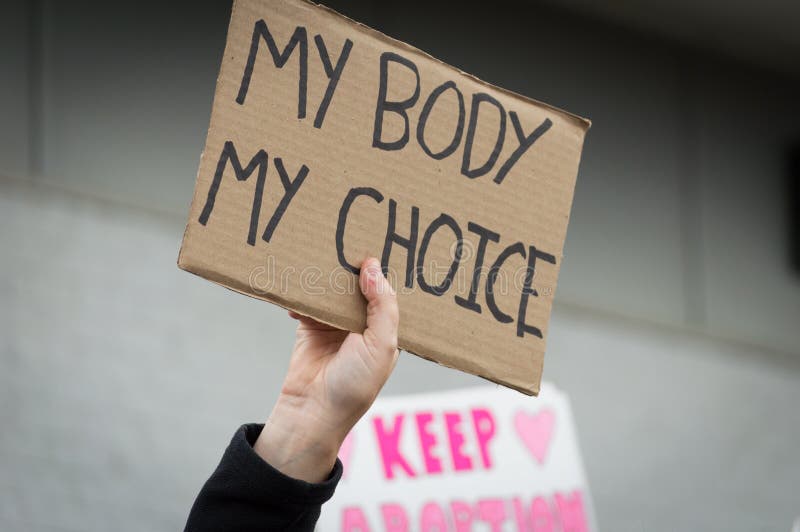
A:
[254, 257, 399, 483]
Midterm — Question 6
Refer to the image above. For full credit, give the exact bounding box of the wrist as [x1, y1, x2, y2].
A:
[253, 394, 346, 483]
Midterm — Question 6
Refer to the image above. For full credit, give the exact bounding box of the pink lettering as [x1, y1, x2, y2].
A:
[444, 412, 472, 471]
[373, 415, 416, 479]
[531, 496, 553, 532]
[471, 408, 496, 469]
[478, 498, 507, 532]
[343, 507, 372, 532]
[420, 502, 448, 532]
[512, 497, 528, 532]
[416, 412, 443, 474]
[554, 491, 588, 532]
[451, 500, 474, 532]
[381, 503, 409, 532]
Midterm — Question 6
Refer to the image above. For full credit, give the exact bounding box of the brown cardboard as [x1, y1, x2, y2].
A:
[178, 0, 590, 395]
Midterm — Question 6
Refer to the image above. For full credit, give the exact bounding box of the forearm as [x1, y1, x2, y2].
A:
[254, 393, 347, 484]
[186, 259, 397, 531]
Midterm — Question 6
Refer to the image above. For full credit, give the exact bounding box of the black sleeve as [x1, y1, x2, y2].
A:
[185, 423, 342, 532]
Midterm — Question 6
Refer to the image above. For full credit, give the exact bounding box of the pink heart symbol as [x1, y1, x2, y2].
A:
[514, 408, 555, 465]
[338, 430, 355, 478]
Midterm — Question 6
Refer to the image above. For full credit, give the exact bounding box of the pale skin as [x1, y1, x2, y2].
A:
[254, 257, 400, 483]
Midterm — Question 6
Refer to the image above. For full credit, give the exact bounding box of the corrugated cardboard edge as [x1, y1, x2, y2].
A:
[178, 0, 595, 397]
[183, 263, 542, 396]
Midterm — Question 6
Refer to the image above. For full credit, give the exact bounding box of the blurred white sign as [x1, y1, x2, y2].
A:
[319, 384, 596, 531]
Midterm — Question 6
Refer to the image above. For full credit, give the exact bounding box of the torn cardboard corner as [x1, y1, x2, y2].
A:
[177, 0, 591, 395]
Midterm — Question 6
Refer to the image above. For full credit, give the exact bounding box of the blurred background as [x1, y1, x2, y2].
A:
[2, 0, 799, 530]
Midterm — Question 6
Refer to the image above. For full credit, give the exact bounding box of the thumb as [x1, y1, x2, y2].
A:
[358, 257, 399, 357]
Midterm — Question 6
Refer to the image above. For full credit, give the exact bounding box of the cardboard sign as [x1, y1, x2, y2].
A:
[178, 0, 591, 394]
[318, 384, 596, 531]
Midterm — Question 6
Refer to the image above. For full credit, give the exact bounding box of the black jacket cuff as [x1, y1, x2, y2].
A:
[228, 423, 342, 506]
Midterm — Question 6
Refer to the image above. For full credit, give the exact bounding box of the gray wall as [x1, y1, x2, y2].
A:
[2, 1, 799, 531]
[0, 1, 31, 179]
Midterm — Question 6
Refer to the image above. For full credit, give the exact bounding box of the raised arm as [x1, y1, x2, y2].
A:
[185, 257, 399, 531]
